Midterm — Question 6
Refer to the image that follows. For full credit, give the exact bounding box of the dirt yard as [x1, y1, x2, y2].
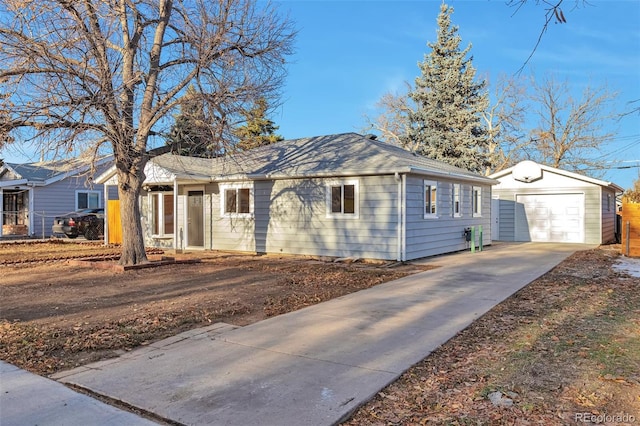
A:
[0, 241, 426, 375]
[1, 242, 638, 424]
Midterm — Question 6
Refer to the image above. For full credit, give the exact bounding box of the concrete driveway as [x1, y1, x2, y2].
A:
[4, 242, 593, 426]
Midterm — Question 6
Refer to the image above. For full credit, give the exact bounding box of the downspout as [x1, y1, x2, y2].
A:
[396, 173, 402, 262]
[395, 172, 406, 262]
[401, 174, 407, 262]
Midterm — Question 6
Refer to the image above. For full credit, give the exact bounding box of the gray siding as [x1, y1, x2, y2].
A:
[139, 174, 495, 261]
[601, 187, 616, 244]
[32, 175, 104, 238]
[405, 175, 492, 260]
[585, 187, 603, 244]
[497, 199, 515, 241]
[212, 176, 400, 259]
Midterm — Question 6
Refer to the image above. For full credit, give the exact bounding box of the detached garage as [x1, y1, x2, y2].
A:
[490, 161, 623, 244]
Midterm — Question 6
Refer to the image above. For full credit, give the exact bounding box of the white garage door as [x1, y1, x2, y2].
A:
[515, 193, 584, 243]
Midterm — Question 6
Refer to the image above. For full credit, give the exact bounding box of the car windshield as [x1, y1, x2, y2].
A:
[77, 209, 102, 214]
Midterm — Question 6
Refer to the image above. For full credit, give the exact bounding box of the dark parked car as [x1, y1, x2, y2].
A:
[52, 208, 104, 240]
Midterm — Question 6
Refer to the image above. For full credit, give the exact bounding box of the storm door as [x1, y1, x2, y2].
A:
[187, 190, 204, 247]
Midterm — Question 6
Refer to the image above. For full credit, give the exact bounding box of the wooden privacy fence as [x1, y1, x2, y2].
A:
[621, 201, 640, 257]
[107, 200, 122, 245]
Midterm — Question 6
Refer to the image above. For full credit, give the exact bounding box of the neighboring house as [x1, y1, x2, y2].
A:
[98, 133, 496, 261]
[0, 156, 112, 238]
[489, 160, 623, 244]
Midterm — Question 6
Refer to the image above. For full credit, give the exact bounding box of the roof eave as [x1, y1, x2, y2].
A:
[491, 162, 625, 192]
[0, 179, 29, 188]
[40, 155, 114, 186]
[95, 165, 117, 184]
[408, 167, 498, 185]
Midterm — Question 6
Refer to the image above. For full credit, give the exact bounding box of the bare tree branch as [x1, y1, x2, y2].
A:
[362, 81, 414, 147]
[527, 74, 618, 176]
[481, 74, 529, 175]
[508, 0, 588, 74]
[0, 0, 296, 265]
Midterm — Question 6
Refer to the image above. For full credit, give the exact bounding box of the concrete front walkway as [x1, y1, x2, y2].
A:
[8, 242, 590, 426]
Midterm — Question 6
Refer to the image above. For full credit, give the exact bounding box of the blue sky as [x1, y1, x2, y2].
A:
[271, 0, 640, 189]
[1, 0, 638, 189]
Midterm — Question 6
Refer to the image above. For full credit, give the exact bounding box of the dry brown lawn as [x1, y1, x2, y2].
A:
[1, 241, 638, 424]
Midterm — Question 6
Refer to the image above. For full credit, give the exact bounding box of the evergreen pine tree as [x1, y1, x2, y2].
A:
[234, 98, 283, 151]
[166, 86, 221, 157]
[402, 3, 489, 173]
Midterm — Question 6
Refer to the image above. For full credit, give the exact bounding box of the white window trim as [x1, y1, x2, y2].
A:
[326, 179, 359, 219]
[149, 192, 175, 237]
[452, 183, 462, 217]
[472, 186, 482, 217]
[423, 180, 438, 219]
[220, 182, 254, 218]
[75, 190, 101, 210]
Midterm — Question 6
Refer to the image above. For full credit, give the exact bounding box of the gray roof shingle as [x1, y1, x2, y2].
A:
[151, 133, 495, 184]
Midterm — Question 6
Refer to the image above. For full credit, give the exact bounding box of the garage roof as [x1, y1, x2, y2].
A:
[490, 161, 624, 193]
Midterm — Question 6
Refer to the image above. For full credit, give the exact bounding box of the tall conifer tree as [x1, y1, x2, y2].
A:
[234, 98, 283, 151]
[402, 3, 489, 173]
[166, 86, 222, 157]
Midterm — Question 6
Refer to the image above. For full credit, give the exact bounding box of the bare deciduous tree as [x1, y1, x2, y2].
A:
[507, 0, 588, 73]
[0, 0, 295, 265]
[482, 74, 529, 175]
[363, 82, 413, 147]
[526, 75, 617, 175]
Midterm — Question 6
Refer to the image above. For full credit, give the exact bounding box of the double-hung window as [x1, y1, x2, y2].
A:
[221, 184, 253, 217]
[151, 192, 174, 236]
[472, 186, 482, 217]
[327, 180, 358, 218]
[76, 190, 100, 210]
[452, 183, 461, 217]
[424, 180, 438, 218]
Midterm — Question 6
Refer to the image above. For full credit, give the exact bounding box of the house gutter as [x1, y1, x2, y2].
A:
[407, 166, 497, 185]
[0, 179, 28, 188]
[209, 167, 497, 185]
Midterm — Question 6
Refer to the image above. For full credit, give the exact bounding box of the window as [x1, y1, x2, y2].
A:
[607, 194, 612, 212]
[151, 193, 174, 236]
[221, 184, 252, 216]
[452, 183, 461, 217]
[327, 180, 358, 218]
[76, 190, 100, 210]
[472, 186, 482, 217]
[424, 180, 438, 218]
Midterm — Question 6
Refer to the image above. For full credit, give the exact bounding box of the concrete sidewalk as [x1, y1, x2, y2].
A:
[0, 361, 158, 426]
[5, 242, 590, 425]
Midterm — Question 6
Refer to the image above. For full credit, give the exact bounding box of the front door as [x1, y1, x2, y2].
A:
[187, 190, 204, 247]
[2, 190, 29, 235]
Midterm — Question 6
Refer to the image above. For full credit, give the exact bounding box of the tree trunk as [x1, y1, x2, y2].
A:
[117, 169, 148, 266]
